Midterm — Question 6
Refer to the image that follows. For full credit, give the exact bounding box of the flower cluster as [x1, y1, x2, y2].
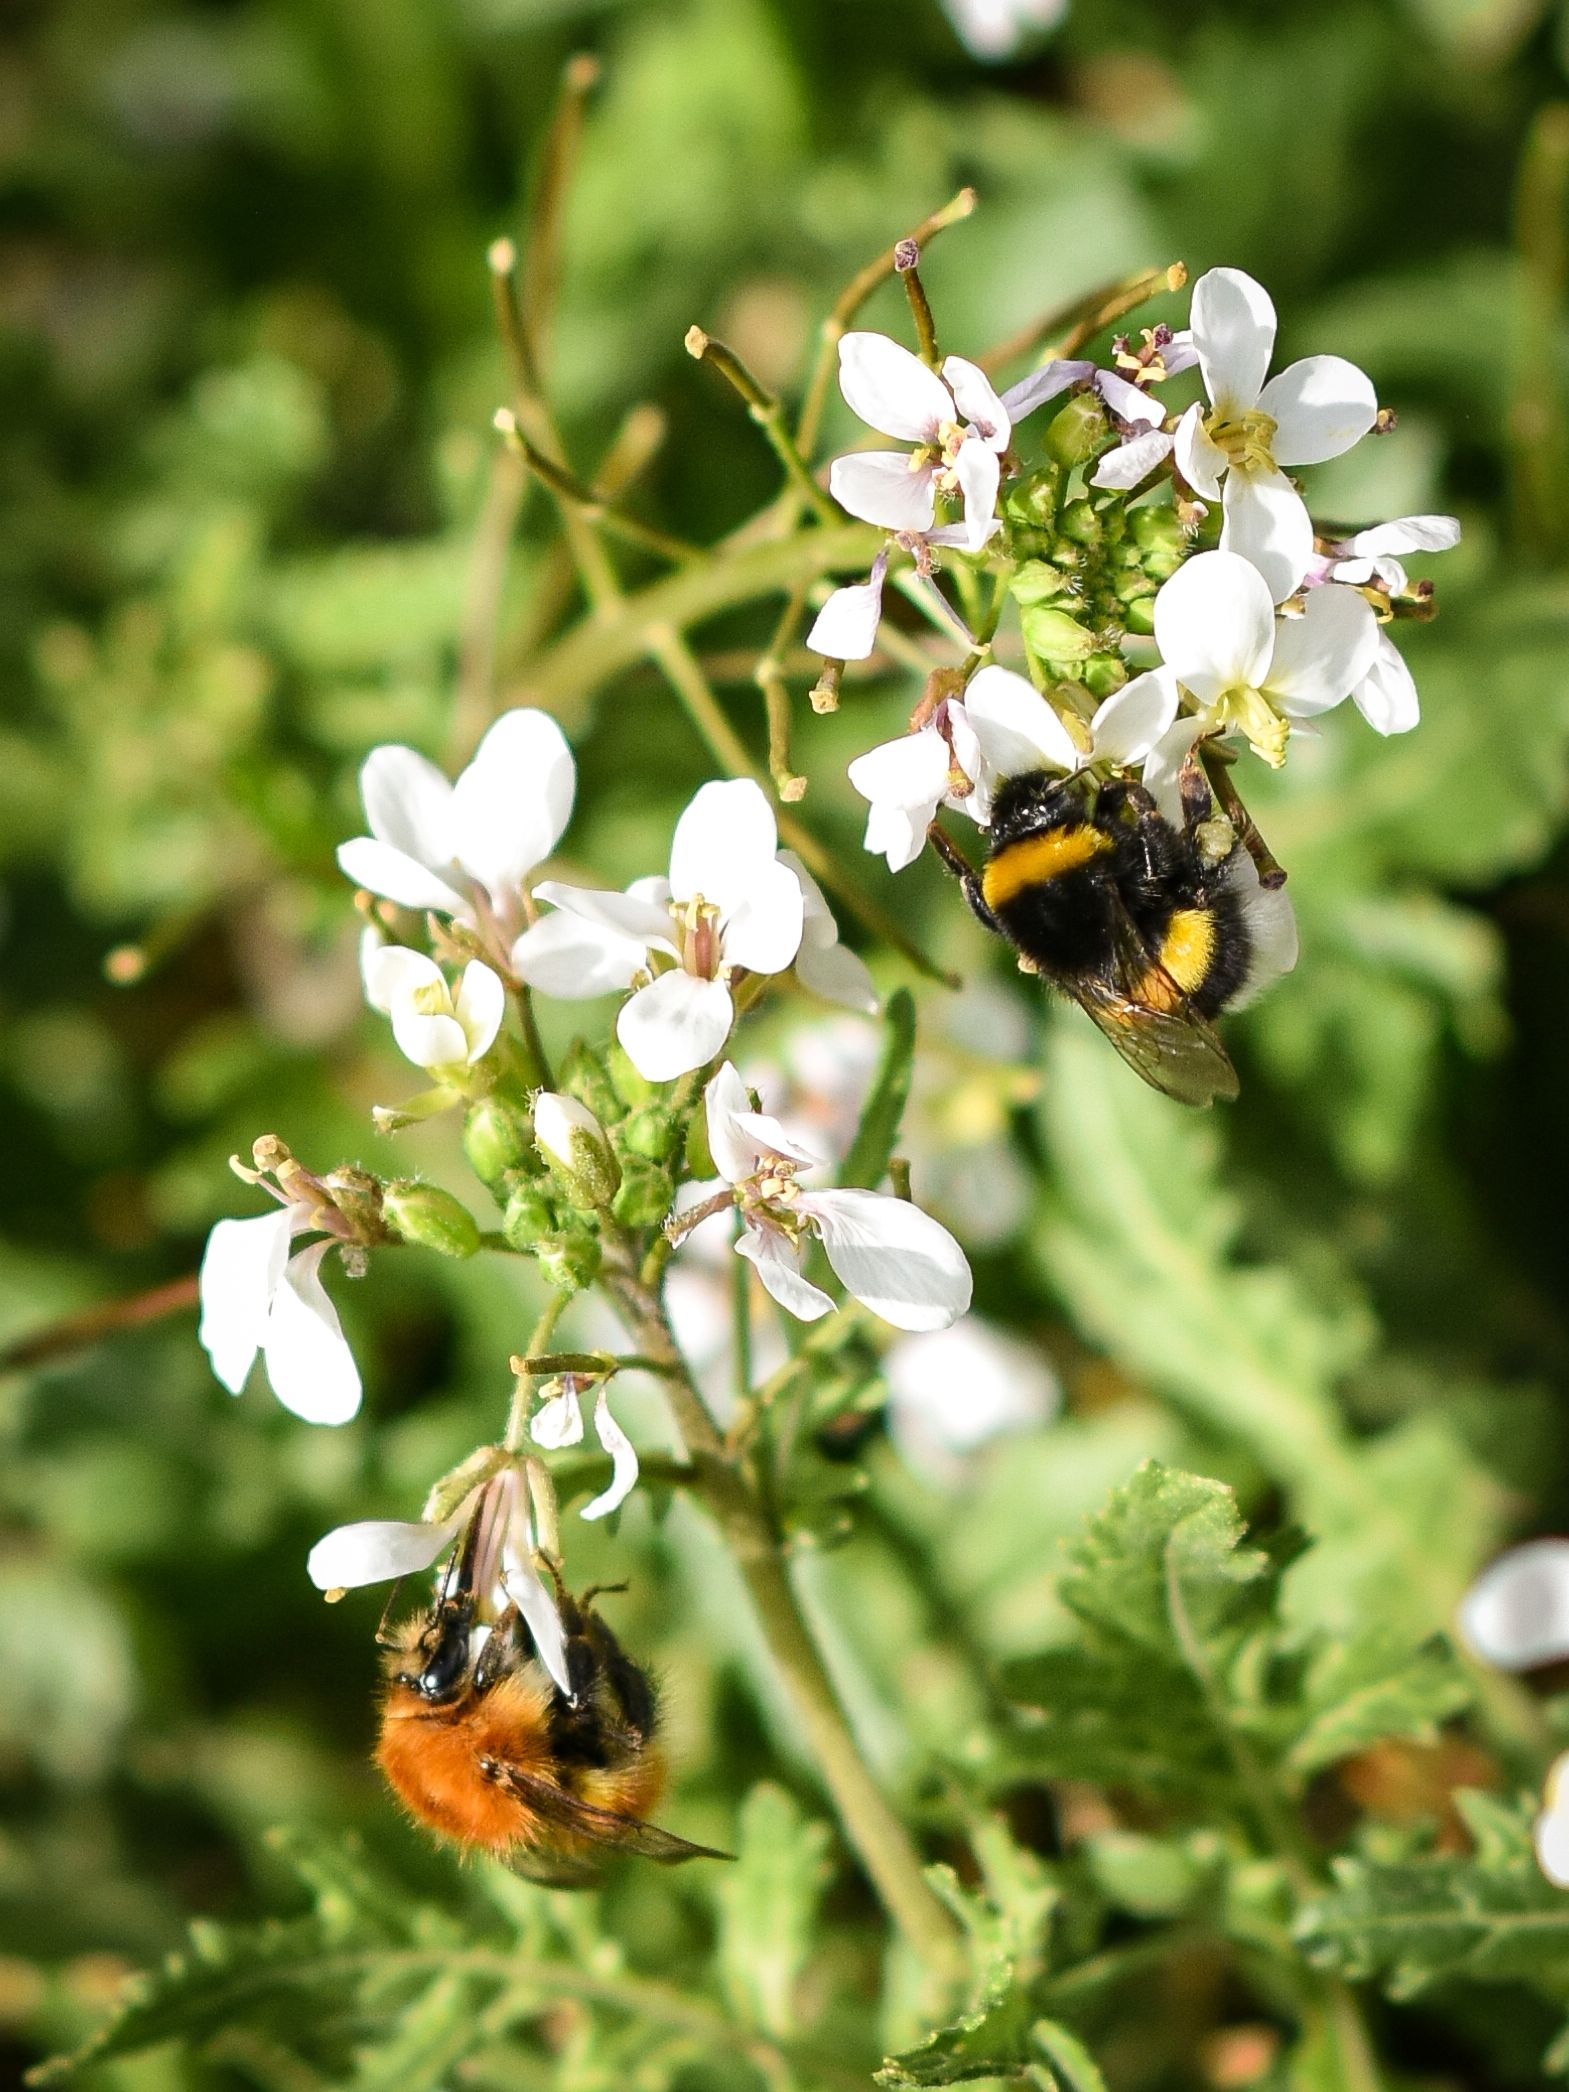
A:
[815, 266, 1459, 901]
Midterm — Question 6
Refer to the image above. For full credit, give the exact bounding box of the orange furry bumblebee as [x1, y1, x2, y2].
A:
[375, 1506, 726, 1884]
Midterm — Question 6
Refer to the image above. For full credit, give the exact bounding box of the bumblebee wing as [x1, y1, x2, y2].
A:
[484, 1758, 733, 1870]
[1067, 917, 1240, 1108]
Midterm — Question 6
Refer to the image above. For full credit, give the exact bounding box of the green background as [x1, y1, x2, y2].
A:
[5, 0, 1569, 2084]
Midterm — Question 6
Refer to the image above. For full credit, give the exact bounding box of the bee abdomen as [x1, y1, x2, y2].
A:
[981, 821, 1113, 915]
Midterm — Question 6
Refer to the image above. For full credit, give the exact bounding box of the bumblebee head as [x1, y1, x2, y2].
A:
[386, 1595, 476, 1705]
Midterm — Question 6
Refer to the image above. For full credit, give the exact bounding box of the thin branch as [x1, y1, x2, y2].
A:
[687, 327, 838, 522]
[520, 53, 600, 387]
[978, 260, 1187, 375]
[0, 1274, 199, 1377]
[494, 410, 701, 567]
[797, 187, 978, 457]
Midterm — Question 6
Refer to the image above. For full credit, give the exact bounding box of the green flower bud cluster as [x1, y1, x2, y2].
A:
[460, 1041, 681, 1297]
[1001, 394, 1188, 685]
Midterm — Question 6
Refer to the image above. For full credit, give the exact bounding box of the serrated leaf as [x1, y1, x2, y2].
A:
[838, 987, 916, 1191]
[1286, 1632, 1472, 1777]
[717, 1784, 832, 2039]
[1296, 1797, 1569, 1998]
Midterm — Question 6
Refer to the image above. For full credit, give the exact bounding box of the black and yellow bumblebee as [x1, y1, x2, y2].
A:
[931, 764, 1295, 1107]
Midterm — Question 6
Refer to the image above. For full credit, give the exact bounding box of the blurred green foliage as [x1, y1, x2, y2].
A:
[9, 0, 1569, 2086]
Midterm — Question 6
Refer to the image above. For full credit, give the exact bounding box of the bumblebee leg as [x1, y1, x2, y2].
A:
[1177, 753, 1215, 829]
[927, 821, 1002, 935]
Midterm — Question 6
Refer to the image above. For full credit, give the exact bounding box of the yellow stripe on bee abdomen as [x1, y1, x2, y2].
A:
[1137, 907, 1216, 1008]
[982, 824, 1111, 912]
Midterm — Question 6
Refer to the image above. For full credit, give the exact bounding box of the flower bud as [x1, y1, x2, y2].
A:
[618, 1105, 678, 1163]
[502, 1179, 557, 1252]
[382, 1180, 482, 1259]
[1083, 653, 1128, 702]
[1057, 498, 1101, 548]
[607, 1040, 658, 1110]
[535, 1225, 602, 1294]
[1131, 504, 1186, 578]
[463, 1094, 537, 1192]
[1003, 467, 1063, 529]
[1044, 393, 1109, 468]
[559, 1040, 622, 1128]
[612, 1158, 675, 1229]
[1010, 558, 1072, 608]
[534, 1092, 621, 1211]
[320, 1165, 384, 1242]
[1020, 603, 1096, 669]
[1124, 596, 1157, 638]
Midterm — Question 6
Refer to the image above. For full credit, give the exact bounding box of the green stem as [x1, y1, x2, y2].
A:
[598, 1238, 963, 1981]
[505, 1294, 568, 1451]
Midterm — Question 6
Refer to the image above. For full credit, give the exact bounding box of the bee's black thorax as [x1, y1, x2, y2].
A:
[981, 774, 1119, 981]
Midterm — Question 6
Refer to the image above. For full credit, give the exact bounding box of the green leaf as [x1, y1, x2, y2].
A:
[1286, 1631, 1472, 1778]
[1296, 1795, 1569, 1999]
[838, 986, 917, 1191]
[716, 1783, 832, 2039]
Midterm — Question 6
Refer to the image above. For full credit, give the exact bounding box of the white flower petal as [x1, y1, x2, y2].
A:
[360, 745, 455, 872]
[307, 1512, 464, 1592]
[942, 354, 1011, 448]
[390, 1004, 468, 1069]
[805, 1188, 973, 1332]
[720, 856, 805, 978]
[1220, 466, 1316, 603]
[705, 1062, 759, 1184]
[617, 971, 735, 1082]
[1259, 354, 1378, 467]
[807, 555, 887, 661]
[501, 1544, 575, 1698]
[1153, 550, 1276, 705]
[669, 778, 779, 914]
[1090, 429, 1174, 491]
[363, 944, 442, 1011]
[1141, 716, 1207, 825]
[531, 880, 675, 953]
[962, 664, 1080, 778]
[263, 1241, 362, 1425]
[199, 1207, 296, 1393]
[1096, 369, 1164, 428]
[838, 332, 953, 442]
[951, 435, 1002, 551]
[530, 1388, 586, 1449]
[1266, 585, 1381, 719]
[733, 1108, 825, 1168]
[580, 1389, 640, 1520]
[335, 837, 468, 915]
[510, 908, 647, 998]
[1353, 631, 1421, 736]
[1460, 1541, 1569, 1670]
[1345, 514, 1461, 558]
[737, 1220, 836, 1321]
[1535, 1778, 1569, 1888]
[797, 938, 878, 1012]
[1173, 401, 1226, 502]
[1190, 265, 1276, 413]
[829, 451, 937, 534]
[1224, 851, 1299, 1008]
[848, 729, 953, 868]
[998, 358, 1093, 420]
[450, 708, 575, 906]
[1089, 667, 1179, 767]
[454, 961, 505, 1060]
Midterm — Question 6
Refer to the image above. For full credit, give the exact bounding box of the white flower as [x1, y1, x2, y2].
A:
[362, 946, 505, 1071]
[337, 708, 575, 942]
[828, 332, 1013, 552]
[512, 779, 804, 1083]
[199, 1200, 361, 1426]
[848, 698, 987, 874]
[1538, 1755, 1569, 1888]
[807, 549, 890, 663]
[1459, 1540, 1569, 1672]
[997, 334, 1201, 494]
[1304, 514, 1461, 737]
[1152, 548, 1380, 767]
[941, 0, 1066, 60]
[963, 662, 1179, 783]
[1171, 268, 1378, 601]
[306, 1466, 572, 1697]
[780, 851, 878, 1013]
[530, 1380, 640, 1521]
[883, 1319, 1059, 1486]
[847, 665, 1176, 874]
[699, 1062, 972, 1332]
